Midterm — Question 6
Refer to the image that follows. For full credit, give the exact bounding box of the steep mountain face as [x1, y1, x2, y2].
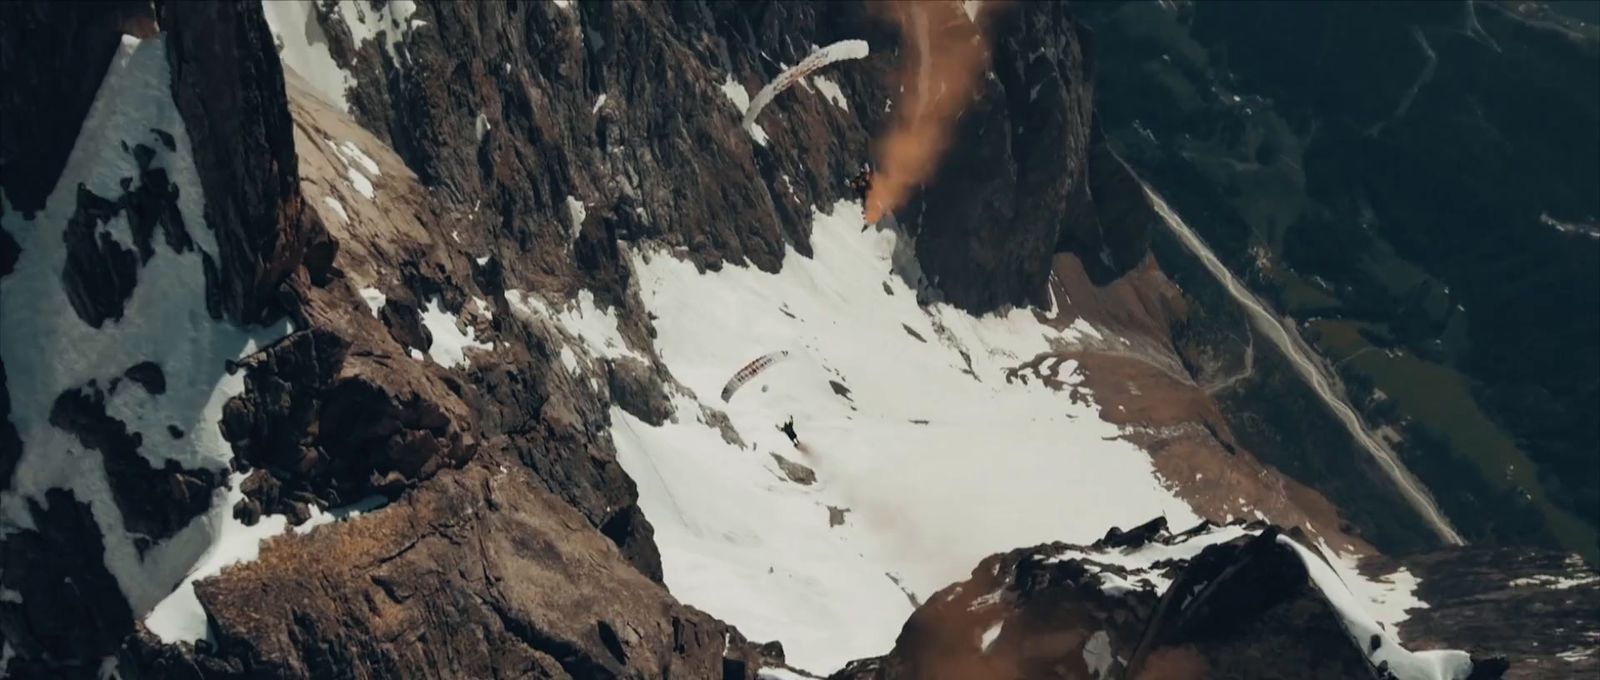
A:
[0, 1, 1588, 679]
[829, 520, 1497, 680]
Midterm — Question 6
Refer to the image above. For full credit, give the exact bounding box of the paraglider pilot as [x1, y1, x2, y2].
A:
[778, 417, 800, 448]
[848, 163, 872, 203]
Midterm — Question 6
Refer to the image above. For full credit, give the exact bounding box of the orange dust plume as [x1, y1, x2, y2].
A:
[865, 1, 1007, 223]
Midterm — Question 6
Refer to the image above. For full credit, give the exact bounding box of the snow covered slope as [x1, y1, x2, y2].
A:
[610, 201, 1203, 671]
[0, 34, 287, 621]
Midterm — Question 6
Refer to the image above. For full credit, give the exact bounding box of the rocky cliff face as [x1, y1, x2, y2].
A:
[0, 2, 1581, 679]
[828, 519, 1519, 680]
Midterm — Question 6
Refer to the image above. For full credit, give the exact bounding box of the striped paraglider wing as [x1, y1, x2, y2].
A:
[720, 350, 792, 402]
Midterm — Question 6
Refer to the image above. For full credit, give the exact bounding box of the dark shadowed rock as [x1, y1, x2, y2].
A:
[901, 2, 1094, 312]
[0, 1, 148, 214]
[61, 185, 139, 328]
[378, 297, 430, 354]
[0, 490, 133, 672]
[123, 361, 166, 395]
[48, 382, 220, 542]
[159, 1, 331, 325]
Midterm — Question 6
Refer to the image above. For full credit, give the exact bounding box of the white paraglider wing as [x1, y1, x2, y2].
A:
[742, 40, 870, 132]
[720, 350, 792, 402]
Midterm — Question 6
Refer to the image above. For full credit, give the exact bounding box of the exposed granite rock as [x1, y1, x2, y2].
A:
[901, 2, 1094, 312]
[1126, 528, 1378, 680]
[159, 1, 334, 325]
[124, 464, 758, 679]
[772, 453, 816, 486]
[834, 521, 1511, 680]
[219, 326, 471, 512]
[607, 357, 672, 427]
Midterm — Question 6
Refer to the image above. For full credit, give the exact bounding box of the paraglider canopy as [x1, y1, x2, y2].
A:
[721, 350, 792, 402]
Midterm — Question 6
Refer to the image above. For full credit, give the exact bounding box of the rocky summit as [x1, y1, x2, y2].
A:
[0, 2, 1594, 680]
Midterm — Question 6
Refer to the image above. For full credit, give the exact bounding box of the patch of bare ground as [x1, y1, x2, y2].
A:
[1041, 253, 1372, 556]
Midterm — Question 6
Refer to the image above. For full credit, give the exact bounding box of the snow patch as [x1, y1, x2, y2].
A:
[0, 33, 290, 619]
[718, 75, 769, 146]
[1083, 630, 1113, 678]
[565, 195, 587, 241]
[756, 669, 811, 680]
[359, 287, 387, 318]
[262, 1, 356, 112]
[505, 289, 643, 362]
[980, 621, 1003, 652]
[1508, 573, 1600, 590]
[811, 75, 849, 111]
[592, 93, 608, 114]
[420, 297, 492, 368]
[474, 112, 491, 142]
[962, 1, 985, 22]
[613, 201, 1198, 671]
[1280, 536, 1473, 680]
[335, 0, 419, 62]
[321, 196, 349, 223]
[330, 139, 380, 200]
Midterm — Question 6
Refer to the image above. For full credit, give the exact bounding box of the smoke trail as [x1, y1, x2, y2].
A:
[865, 1, 1005, 223]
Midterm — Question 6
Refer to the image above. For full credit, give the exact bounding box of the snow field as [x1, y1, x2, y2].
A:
[612, 201, 1198, 671]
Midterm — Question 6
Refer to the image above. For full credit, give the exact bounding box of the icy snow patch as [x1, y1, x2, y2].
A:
[262, 1, 356, 112]
[321, 195, 349, 223]
[592, 93, 608, 114]
[811, 75, 849, 112]
[962, 1, 985, 22]
[614, 200, 1192, 671]
[359, 287, 387, 318]
[335, 0, 419, 62]
[565, 195, 587, 241]
[719, 75, 769, 146]
[980, 621, 1003, 652]
[505, 289, 643, 362]
[0, 34, 289, 618]
[1280, 536, 1473, 680]
[420, 297, 491, 368]
[331, 139, 380, 200]
[1329, 543, 1428, 631]
[756, 669, 811, 680]
[474, 112, 491, 142]
[1046, 524, 1253, 594]
[1083, 630, 1113, 678]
